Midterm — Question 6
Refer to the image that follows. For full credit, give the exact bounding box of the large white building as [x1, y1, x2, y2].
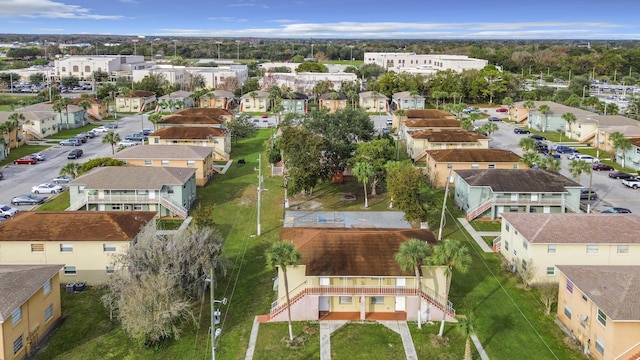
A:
[261, 72, 357, 94]
[53, 55, 150, 81]
[132, 64, 248, 89]
[364, 52, 488, 75]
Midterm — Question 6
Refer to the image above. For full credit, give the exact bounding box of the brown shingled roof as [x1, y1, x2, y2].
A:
[456, 169, 581, 192]
[426, 149, 521, 163]
[556, 265, 640, 320]
[281, 228, 437, 276]
[629, 138, 640, 147]
[0, 211, 156, 242]
[126, 90, 155, 98]
[160, 115, 223, 125]
[71, 97, 101, 105]
[405, 119, 462, 128]
[151, 126, 226, 139]
[501, 213, 640, 244]
[408, 129, 488, 142]
[0, 265, 64, 322]
[405, 109, 453, 119]
[175, 108, 232, 117]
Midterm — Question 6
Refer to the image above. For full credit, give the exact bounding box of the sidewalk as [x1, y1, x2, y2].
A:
[458, 218, 495, 253]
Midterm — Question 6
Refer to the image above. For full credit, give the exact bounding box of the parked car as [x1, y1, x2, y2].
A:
[529, 134, 546, 141]
[53, 175, 73, 184]
[80, 131, 96, 139]
[0, 204, 18, 218]
[105, 122, 119, 129]
[513, 127, 530, 134]
[496, 108, 508, 113]
[580, 189, 598, 200]
[386, 119, 393, 126]
[555, 145, 578, 154]
[72, 135, 88, 143]
[593, 163, 614, 171]
[94, 126, 109, 133]
[572, 154, 599, 163]
[59, 139, 81, 146]
[0, 171, 3, 180]
[261, 113, 268, 118]
[14, 156, 37, 165]
[622, 177, 640, 189]
[11, 194, 46, 205]
[67, 149, 84, 159]
[117, 140, 138, 147]
[31, 153, 46, 161]
[601, 207, 632, 214]
[31, 183, 64, 194]
[141, 128, 153, 136]
[125, 133, 146, 141]
[488, 116, 501, 122]
[608, 170, 635, 180]
[252, 119, 259, 123]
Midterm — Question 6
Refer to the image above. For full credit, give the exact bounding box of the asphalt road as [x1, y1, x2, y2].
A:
[0, 113, 154, 210]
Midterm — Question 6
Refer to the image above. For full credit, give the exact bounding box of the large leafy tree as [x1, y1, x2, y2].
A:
[227, 115, 257, 145]
[385, 160, 428, 222]
[395, 238, 431, 329]
[266, 242, 302, 342]
[348, 139, 395, 196]
[280, 126, 326, 194]
[295, 61, 328, 73]
[428, 239, 472, 337]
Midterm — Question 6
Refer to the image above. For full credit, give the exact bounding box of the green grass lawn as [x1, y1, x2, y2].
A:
[0, 144, 49, 166]
[469, 220, 502, 232]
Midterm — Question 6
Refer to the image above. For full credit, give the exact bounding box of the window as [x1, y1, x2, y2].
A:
[133, 204, 143, 210]
[12, 307, 22, 325]
[187, 160, 195, 166]
[64, 266, 77, 275]
[522, 239, 528, 250]
[471, 164, 479, 169]
[617, 245, 629, 254]
[13, 335, 23, 355]
[60, 244, 73, 252]
[103, 244, 116, 252]
[512, 163, 518, 169]
[144, 160, 152, 166]
[447, 163, 452, 169]
[563, 304, 572, 319]
[566, 279, 574, 293]
[167, 188, 174, 194]
[371, 296, 384, 304]
[31, 243, 44, 252]
[521, 259, 528, 271]
[505, 224, 510, 231]
[43, 279, 52, 295]
[547, 245, 556, 254]
[319, 277, 330, 286]
[582, 293, 588, 302]
[505, 241, 509, 251]
[595, 337, 605, 355]
[586, 245, 598, 254]
[161, 160, 169, 166]
[488, 164, 496, 169]
[339, 296, 352, 304]
[45, 304, 54, 321]
[597, 309, 607, 327]
[106, 265, 115, 274]
[546, 267, 555, 276]
[580, 315, 588, 327]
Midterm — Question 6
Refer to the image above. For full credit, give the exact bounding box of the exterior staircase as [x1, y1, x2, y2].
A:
[466, 198, 494, 220]
[159, 196, 188, 218]
[24, 127, 43, 140]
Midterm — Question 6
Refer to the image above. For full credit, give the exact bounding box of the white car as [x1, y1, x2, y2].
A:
[0, 204, 18, 218]
[117, 140, 138, 147]
[31, 183, 64, 194]
[94, 126, 109, 133]
[573, 154, 599, 164]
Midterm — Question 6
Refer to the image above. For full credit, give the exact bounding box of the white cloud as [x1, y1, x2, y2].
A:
[0, 0, 124, 20]
[207, 17, 248, 23]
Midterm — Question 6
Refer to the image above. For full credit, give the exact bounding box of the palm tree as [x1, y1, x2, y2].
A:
[58, 97, 73, 129]
[7, 112, 24, 149]
[428, 239, 472, 337]
[518, 137, 538, 152]
[148, 113, 163, 131]
[480, 122, 499, 138]
[0, 123, 8, 156]
[460, 118, 473, 130]
[102, 131, 121, 155]
[610, 131, 632, 167]
[77, 100, 92, 125]
[522, 100, 535, 124]
[346, 90, 357, 109]
[537, 104, 551, 132]
[456, 311, 477, 360]
[395, 238, 431, 329]
[60, 162, 82, 178]
[520, 151, 541, 168]
[541, 156, 561, 172]
[569, 159, 592, 183]
[352, 162, 372, 208]
[52, 102, 65, 131]
[561, 112, 576, 141]
[266, 242, 301, 342]
[449, 92, 462, 105]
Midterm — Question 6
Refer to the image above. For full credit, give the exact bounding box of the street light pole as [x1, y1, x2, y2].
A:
[208, 268, 226, 360]
[349, 45, 354, 61]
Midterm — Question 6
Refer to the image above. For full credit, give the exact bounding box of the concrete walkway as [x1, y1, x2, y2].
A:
[471, 334, 490, 360]
[244, 316, 260, 360]
[458, 218, 495, 253]
[320, 321, 348, 360]
[379, 321, 418, 360]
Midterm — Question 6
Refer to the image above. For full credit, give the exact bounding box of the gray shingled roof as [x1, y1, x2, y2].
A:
[113, 145, 213, 160]
[456, 169, 581, 192]
[556, 265, 640, 320]
[71, 166, 196, 189]
[0, 265, 64, 322]
[501, 213, 640, 244]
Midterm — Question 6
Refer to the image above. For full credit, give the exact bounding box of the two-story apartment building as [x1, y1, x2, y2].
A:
[156, 114, 224, 130]
[0, 211, 156, 283]
[454, 169, 582, 220]
[157, 90, 194, 112]
[281, 92, 308, 115]
[116, 90, 157, 113]
[148, 127, 230, 160]
[498, 213, 640, 284]
[358, 91, 388, 113]
[173, 107, 233, 123]
[391, 109, 455, 129]
[70, 97, 108, 121]
[0, 265, 63, 360]
[557, 265, 640, 360]
[423, 149, 524, 188]
[199, 89, 235, 110]
[401, 118, 462, 140]
[391, 91, 426, 110]
[318, 92, 348, 113]
[67, 166, 196, 218]
[239, 91, 270, 113]
[113, 145, 214, 186]
[406, 129, 489, 162]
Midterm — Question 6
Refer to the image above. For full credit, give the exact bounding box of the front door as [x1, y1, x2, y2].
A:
[395, 297, 406, 311]
[319, 296, 329, 312]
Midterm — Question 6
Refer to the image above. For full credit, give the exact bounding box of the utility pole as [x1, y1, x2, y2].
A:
[437, 168, 453, 241]
[209, 268, 226, 360]
[257, 155, 263, 236]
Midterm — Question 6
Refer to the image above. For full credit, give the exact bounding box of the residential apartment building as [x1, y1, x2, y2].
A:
[392, 109, 455, 129]
[239, 90, 270, 113]
[157, 90, 194, 111]
[454, 169, 582, 220]
[281, 92, 308, 115]
[318, 92, 348, 113]
[199, 90, 235, 110]
[0, 212, 156, 283]
[148, 126, 230, 160]
[497, 213, 640, 283]
[67, 166, 196, 217]
[556, 265, 640, 360]
[0, 265, 63, 360]
[261, 72, 357, 95]
[173, 107, 233, 123]
[115, 90, 157, 113]
[405, 129, 489, 162]
[391, 91, 426, 110]
[364, 52, 488, 74]
[358, 91, 388, 113]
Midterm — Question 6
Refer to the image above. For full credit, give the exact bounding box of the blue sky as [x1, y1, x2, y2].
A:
[1, 0, 639, 39]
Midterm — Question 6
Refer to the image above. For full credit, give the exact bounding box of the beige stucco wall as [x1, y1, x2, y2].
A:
[123, 158, 211, 186]
[319, 99, 348, 113]
[1, 273, 61, 360]
[240, 97, 269, 112]
[424, 160, 524, 188]
[407, 137, 489, 161]
[500, 221, 640, 283]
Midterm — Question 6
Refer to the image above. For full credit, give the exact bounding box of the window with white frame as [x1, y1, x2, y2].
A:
[133, 204, 143, 210]
[187, 160, 195, 166]
[45, 304, 53, 321]
[371, 296, 384, 304]
[13, 335, 23, 355]
[505, 241, 509, 251]
[64, 266, 77, 275]
[597, 309, 607, 327]
[319, 277, 329, 286]
[12, 307, 22, 325]
[505, 223, 510, 231]
[471, 164, 479, 169]
[31, 243, 44, 252]
[595, 337, 605, 355]
[106, 265, 115, 274]
[547, 244, 556, 253]
[563, 304, 572, 319]
[43, 279, 52, 295]
[617, 245, 629, 254]
[103, 244, 116, 252]
[161, 160, 169, 166]
[546, 267, 555, 276]
[112, 204, 121, 210]
[522, 239, 529, 250]
[60, 244, 73, 252]
[339, 296, 352, 304]
[586, 245, 598, 254]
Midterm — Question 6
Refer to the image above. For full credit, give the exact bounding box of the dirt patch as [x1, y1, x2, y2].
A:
[237, 186, 257, 206]
[289, 199, 323, 210]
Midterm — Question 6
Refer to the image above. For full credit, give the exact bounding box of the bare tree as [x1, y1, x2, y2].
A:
[517, 259, 537, 289]
[537, 283, 558, 316]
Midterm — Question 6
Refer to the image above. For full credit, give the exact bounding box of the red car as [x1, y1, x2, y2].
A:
[592, 163, 614, 171]
[496, 108, 508, 113]
[261, 113, 268, 118]
[14, 156, 37, 165]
